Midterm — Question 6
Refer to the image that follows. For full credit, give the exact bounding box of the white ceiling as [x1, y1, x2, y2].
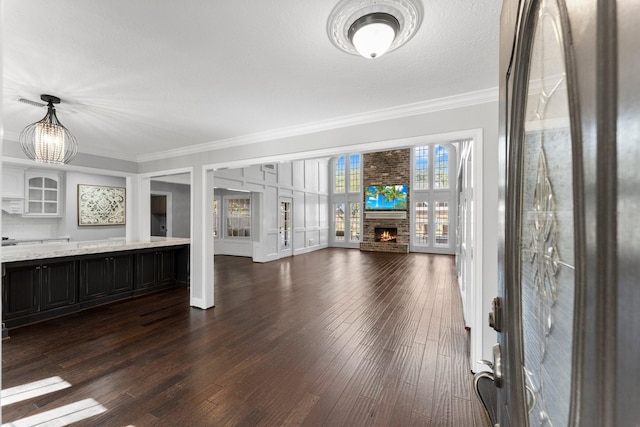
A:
[2, 0, 501, 162]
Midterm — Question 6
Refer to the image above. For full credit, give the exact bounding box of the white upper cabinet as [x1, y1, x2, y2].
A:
[24, 171, 64, 217]
[2, 167, 25, 199]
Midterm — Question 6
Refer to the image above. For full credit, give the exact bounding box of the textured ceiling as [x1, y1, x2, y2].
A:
[2, 0, 501, 161]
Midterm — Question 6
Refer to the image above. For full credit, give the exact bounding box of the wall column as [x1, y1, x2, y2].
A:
[190, 166, 214, 309]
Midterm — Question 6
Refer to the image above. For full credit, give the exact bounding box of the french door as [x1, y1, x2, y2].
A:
[279, 197, 293, 258]
[492, 0, 640, 426]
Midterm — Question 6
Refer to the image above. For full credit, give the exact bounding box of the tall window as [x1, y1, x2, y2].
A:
[434, 145, 449, 189]
[349, 202, 360, 241]
[415, 146, 429, 190]
[349, 154, 361, 192]
[334, 203, 345, 241]
[226, 197, 251, 238]
[335, 156, 346, 193]
[412, 143, 455, 253]
[332, 154, 362, 245]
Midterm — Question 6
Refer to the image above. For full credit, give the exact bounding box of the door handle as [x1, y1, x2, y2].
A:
[493, 343, 503, 388]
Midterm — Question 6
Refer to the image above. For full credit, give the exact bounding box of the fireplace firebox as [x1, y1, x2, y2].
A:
[374, 227, 398, 243]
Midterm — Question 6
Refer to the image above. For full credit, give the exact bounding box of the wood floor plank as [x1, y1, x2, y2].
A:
[2, 249, 488, 426]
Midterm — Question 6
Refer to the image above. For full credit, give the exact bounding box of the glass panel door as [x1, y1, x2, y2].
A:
[518, 0, 575, 424]
[280, 199, 292, 250]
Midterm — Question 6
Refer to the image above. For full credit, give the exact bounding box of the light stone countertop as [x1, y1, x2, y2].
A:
[1, 237, 190, 263]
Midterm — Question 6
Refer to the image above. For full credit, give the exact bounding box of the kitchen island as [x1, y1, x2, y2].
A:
[2, 237, 190, 335]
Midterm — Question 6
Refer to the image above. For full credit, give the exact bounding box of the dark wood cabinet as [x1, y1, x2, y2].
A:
[3, 259, 76, 320]
[41, 260, 77, 310]
[110, 255, 134, 294]
[135, 251, 157, 289]
[2, 244, 188, 330]
[2, 263, 41, 319]
[135, 249, 175, 291]
[157, 250, 175, 285]
[79, 257, 109, 301]
[79, 254, 133, 301]
[175, 245, 190, 287]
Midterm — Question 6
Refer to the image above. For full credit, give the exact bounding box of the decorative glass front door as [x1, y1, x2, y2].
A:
[518, 0, 576, 423]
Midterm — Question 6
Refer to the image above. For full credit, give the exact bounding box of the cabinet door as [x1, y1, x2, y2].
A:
[3, 264, 40, 319]
[25, 172, 61, 216]
[175, 245, 190, 286]
[157, 250, 175, 284]
[41, 260, 77, 310]
[2, 167, 25, 198]
[135, 251, 157, 289]
[79, 257, 109, 301]
[109, 255, 133, 294]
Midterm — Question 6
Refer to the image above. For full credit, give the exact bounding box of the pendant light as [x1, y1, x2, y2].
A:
[327, 0, 423, 59]
[19, 94, 78, 165]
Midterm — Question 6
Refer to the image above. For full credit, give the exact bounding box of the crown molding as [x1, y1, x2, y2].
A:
[3, 88, 498, 164]
[136, 87, 498, 163]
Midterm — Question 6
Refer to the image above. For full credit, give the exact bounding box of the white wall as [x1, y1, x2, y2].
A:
[214, 161, 330, 262]
[60, 172, 127, 241]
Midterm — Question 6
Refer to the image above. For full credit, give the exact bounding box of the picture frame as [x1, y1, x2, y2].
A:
[77, 184, 126, 226]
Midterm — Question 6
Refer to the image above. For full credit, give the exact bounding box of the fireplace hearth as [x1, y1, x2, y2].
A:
[375, 227, 398, 243]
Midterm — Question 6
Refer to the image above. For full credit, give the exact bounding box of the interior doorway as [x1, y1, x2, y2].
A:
[150, 192, 172, 237]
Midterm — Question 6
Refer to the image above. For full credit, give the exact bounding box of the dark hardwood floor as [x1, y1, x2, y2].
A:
[2, 249, 489, 426]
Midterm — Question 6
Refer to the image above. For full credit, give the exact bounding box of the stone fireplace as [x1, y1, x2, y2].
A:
[360, 149, 410, 253]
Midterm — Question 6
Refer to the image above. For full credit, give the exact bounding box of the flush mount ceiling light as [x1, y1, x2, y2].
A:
[327, 0, 423, 59]
[19, 94, 78, 165]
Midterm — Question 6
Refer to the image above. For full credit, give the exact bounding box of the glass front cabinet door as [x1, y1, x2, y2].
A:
[24, 171, 63, 217]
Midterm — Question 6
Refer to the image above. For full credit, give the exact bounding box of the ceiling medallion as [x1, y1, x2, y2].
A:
[327, 0, 424, 59]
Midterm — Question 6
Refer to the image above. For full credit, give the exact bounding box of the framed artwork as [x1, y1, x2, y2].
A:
[78, 184, 126, 226]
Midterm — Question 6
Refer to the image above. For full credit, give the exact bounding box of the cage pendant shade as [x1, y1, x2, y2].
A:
[19, 95, 78, 165]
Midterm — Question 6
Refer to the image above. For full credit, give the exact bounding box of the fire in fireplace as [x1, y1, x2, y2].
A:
[375, 227, 398, 242]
